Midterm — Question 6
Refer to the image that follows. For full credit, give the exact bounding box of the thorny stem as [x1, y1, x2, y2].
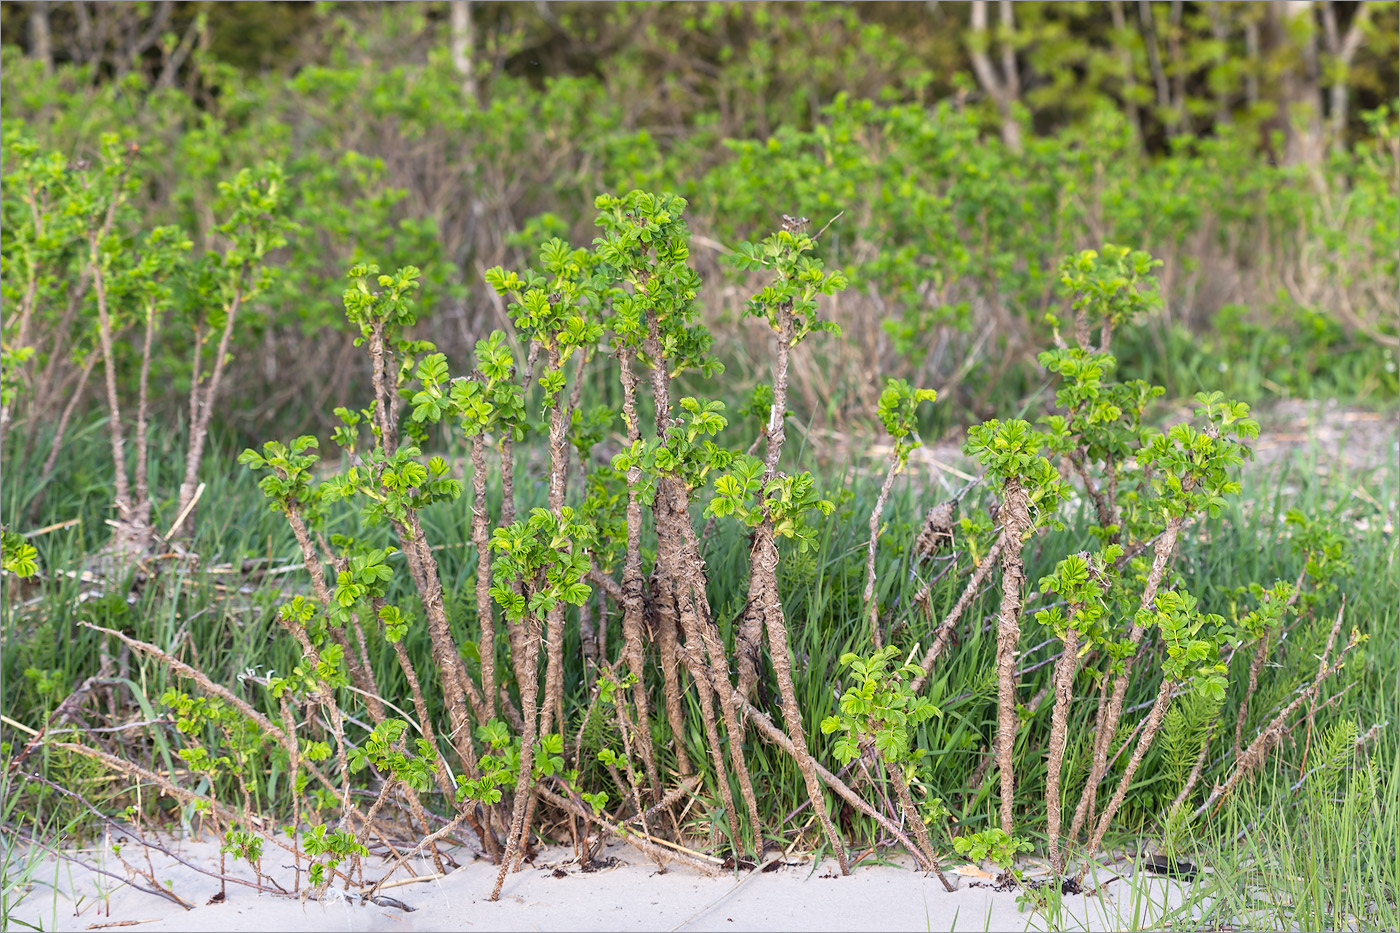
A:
[992, 478, 1032, 839]
[864, 450, 902, 649]
[1233, 632, 1271, 760]
[1068, 513, 1184, 843]
[753, 523, 850, 874]
[493, 624, 540, 900]
[886, 761, 955, 892]
[1045, 626, 1082, 876]
[617, 347, 660, 792]
[471, 434, 497, 720]
[911, 538, 1005, 694]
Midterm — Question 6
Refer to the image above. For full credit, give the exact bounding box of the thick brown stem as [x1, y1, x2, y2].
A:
[992, 479, 1032, 839]
[671, 496, 762, 852]
[1069, 514, 1184, 842]
[651, 574, 693, 777]
[492, 625, 540, 901]
[657, 477, 756, 853]
[736, 307, 795, 700]
[471, 435, 497, 720]
[1046, 626, 1082, 876]
[753, 525, 849, 874]
[616, 348, 659, 790]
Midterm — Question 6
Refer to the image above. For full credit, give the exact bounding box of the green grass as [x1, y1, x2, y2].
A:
[2, 417, 1395, 930]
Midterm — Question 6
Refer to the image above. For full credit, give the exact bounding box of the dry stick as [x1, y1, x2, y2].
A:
[616, 347, 661, 791]
[911, 538, 1005, 695]
[49, 741, 315, 879]
[174, 282, 243, 522]
[1233, 632, 1272, 760]
[538, 785, 721, 876]
[74, 622, 346, 804]
[1195, 599, 1353, 822]
[991, 479, 1032, 840]
[492, 625, 540, 900]
[88, 228, 135, 526]
[1045, 626, 1082, 877]
[364, 811, 474, 900]
[1068, 514, 1184, 844]
[26, 772, 288, 896]
[1228, 721, 1388, 846]
[11, 825, 192, 912]
[6, 669, 116, 772]
[1168, 579, 1296, 809]
[863, 450, 902, 650]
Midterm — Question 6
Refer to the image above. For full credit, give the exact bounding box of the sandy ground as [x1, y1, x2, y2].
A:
[6, 835, 1201, 933]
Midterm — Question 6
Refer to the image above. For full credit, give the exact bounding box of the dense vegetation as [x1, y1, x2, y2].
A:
[1, 2, 1396, 445]
[1, 3, 1396, 930]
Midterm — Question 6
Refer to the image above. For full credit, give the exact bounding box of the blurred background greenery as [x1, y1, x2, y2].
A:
[2, 0, 1396, 445]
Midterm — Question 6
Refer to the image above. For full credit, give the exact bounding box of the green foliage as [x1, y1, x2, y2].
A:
[0, 528, 37, 579]
[876, 379, 937, 467]
[1049, 244, 1162, 337]
[964, 419, 1070, 520]
[706, 457, 834, 553]
[489, 508, 593, 625]
[952, 828, 1032, 871]
[732, 223, 848, 345]
[1136, 392, 1259, 520]
[1143, 590, 1230, 700]
[821, 646, 940, 766]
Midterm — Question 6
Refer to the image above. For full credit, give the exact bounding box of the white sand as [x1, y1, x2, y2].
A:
[6, 836, 1201, 932]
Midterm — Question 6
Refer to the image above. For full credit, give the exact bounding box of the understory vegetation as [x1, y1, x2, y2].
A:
[1, 4, 1397, 931]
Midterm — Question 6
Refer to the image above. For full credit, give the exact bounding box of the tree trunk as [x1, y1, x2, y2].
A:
[1321, 0, 1373, 150]
[966, 0, 1023, 152]
[29, 1, 53, 74]
[449, 1, 477, 104]
[1272, 1, 1325, 167]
